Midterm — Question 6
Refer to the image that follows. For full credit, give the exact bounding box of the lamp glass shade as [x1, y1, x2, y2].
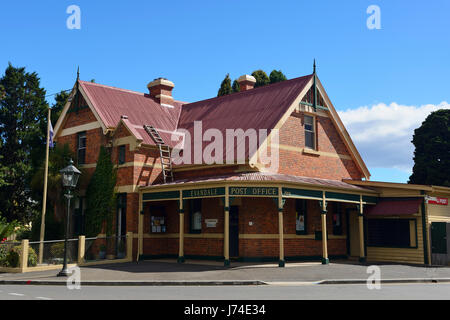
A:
[60, 160, 81, 189]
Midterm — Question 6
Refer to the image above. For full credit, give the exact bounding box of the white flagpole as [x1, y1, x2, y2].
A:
[39, 107, 51, 265]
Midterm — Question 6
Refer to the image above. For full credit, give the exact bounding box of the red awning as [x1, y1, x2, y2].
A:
[366, 198, 423, 216]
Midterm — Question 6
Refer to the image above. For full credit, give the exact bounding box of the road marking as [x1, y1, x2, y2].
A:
[35, 296, 53, 300]
[8, 293, 25, 296]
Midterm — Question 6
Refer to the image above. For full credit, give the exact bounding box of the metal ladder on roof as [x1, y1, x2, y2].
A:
[144, 125, 174, 183]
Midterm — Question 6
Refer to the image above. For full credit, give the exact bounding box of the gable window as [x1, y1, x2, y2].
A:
[295, 199, 307, 235]
[304, 115, 315, 150]
[190, 199, 202, 234]
[77, 131, 87, 165]
[118, 145, 126, 165]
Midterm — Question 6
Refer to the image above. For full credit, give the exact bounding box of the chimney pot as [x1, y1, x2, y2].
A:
[147, 78, 175, 106]
[237, 75, 256, 91]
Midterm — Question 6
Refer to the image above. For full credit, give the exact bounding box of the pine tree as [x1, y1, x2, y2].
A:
[409, 109, 450, 187]
[0, 63, 49, 223]
[232, 79, 240, 93]
[251, 70, 270, 88]
[217, 74, 232, 97]
[269, 70, 287, 84]
[84, 146, 117, 237]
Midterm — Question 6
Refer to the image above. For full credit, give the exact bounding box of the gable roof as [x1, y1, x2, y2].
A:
[54, 73, 370, 179]
[177, 74, 313, 163]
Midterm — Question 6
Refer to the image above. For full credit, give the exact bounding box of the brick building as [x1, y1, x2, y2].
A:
[53, 68, 450, 267]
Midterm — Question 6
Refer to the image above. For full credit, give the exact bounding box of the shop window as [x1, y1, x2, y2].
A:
[190, 199, 202, 234]
[118, 145, 126, 165]
[367, 219, 416, 248]
[332, 203, 343, 235]
[295, 199, 307, 235]
[77, 131, 87, 165]
[304, 115, 315, 150]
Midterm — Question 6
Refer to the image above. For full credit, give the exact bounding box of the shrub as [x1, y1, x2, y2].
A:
[5, 246, 38, 268]
[50, 242, 65, 258]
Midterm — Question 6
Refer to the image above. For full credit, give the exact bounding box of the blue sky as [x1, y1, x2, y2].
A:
[1, 0, 449, 183]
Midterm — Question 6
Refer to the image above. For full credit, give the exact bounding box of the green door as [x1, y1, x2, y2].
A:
[431, 222, 447, 254]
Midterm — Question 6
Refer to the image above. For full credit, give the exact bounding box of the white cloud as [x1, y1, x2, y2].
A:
[338, 101, 450, 173]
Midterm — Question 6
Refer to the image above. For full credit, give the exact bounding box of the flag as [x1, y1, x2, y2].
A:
[49, 120, 54, 148]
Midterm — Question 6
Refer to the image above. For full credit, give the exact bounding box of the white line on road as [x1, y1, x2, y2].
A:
[35, 296, 52, 300]
[8, 293, 25, 296]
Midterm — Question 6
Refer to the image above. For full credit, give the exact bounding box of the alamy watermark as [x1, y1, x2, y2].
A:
[170, 121, 280, 172]
[367, 5, 381, 30]
[66, 266, 81, 290]
[366, 265, 381, 290]
[66, 5, 81, 30]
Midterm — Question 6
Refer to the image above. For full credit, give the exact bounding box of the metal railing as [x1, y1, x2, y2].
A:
[84, 235, 128, 262]
[29, 238, 79, 266]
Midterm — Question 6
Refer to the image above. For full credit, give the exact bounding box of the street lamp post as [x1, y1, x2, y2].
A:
[57, 159, 81, 277]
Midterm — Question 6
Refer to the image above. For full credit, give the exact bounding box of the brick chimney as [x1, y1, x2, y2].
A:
[237, 75, 256, 92]
[147, 78, 175, 106]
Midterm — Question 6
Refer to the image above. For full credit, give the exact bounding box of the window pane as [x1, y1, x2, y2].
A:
[368, 219, 411, 247]
[305, 132, 315, 149]
[118, 145, 125, 164]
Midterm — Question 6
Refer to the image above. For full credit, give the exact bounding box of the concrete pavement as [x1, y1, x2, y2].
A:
[1, 259, 450, 286]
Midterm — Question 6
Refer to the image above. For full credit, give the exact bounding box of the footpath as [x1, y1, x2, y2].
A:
[1, 260, 449, 286]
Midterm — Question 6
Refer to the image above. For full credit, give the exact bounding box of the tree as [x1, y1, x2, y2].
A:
[51, 90, 69, 125]
[232, 79, 240, 93]
[269, 70, 287, 84]
[217, 74, 232, 97]
[84, 146, 117, 237]
[30, 143, 74, 240]
[0, 63, 49, 223]
[409, 109, 450, 187]
[251, 70, 270, 88]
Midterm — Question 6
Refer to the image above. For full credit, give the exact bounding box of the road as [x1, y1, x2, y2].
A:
[0, 283, 449, 300]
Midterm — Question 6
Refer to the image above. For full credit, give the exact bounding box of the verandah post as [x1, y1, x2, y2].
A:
[224, 186, 230, 267]
[278, 186, 285, 267]
[320, 191, 329, 265]
[358, 195, 366, 263]
[178, 190, 185, 263]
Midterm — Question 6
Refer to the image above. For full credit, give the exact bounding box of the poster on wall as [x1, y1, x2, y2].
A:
[151, 216, 166, 233]
[296, 212, 305, 232]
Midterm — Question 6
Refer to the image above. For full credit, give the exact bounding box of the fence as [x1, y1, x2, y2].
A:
[0, 232, 133, 273]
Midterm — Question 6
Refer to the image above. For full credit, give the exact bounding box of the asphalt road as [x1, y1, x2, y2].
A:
[0, 283, 449, 300]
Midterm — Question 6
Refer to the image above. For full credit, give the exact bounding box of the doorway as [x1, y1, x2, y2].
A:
[229, 206, 239, 258]
[347, 209, 360, 258]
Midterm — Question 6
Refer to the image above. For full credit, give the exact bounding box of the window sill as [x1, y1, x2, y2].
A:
[302, 148, 320, 156]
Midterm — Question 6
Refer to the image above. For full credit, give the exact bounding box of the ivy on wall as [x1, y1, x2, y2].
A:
[84, 146, 117, 237]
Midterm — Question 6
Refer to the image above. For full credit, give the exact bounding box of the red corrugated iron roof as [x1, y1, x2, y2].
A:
[79, 80, 183, 135]
[78, 75, 313, 156]
[177, 75, 313, 163]
[366, 198, 423, 216]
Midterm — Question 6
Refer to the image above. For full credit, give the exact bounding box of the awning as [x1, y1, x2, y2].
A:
[366, 197, 423, 216]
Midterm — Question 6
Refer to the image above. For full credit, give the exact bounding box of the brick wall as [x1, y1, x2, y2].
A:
[140, 197, 348, 259]
[270, 113, 363, 180]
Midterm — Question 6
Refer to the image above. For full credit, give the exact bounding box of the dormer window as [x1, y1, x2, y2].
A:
[304, 115, 315, 150]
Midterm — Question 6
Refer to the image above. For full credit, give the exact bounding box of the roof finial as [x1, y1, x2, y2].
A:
[76, 66, 80, 81]
[313, 59, 316, 74]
